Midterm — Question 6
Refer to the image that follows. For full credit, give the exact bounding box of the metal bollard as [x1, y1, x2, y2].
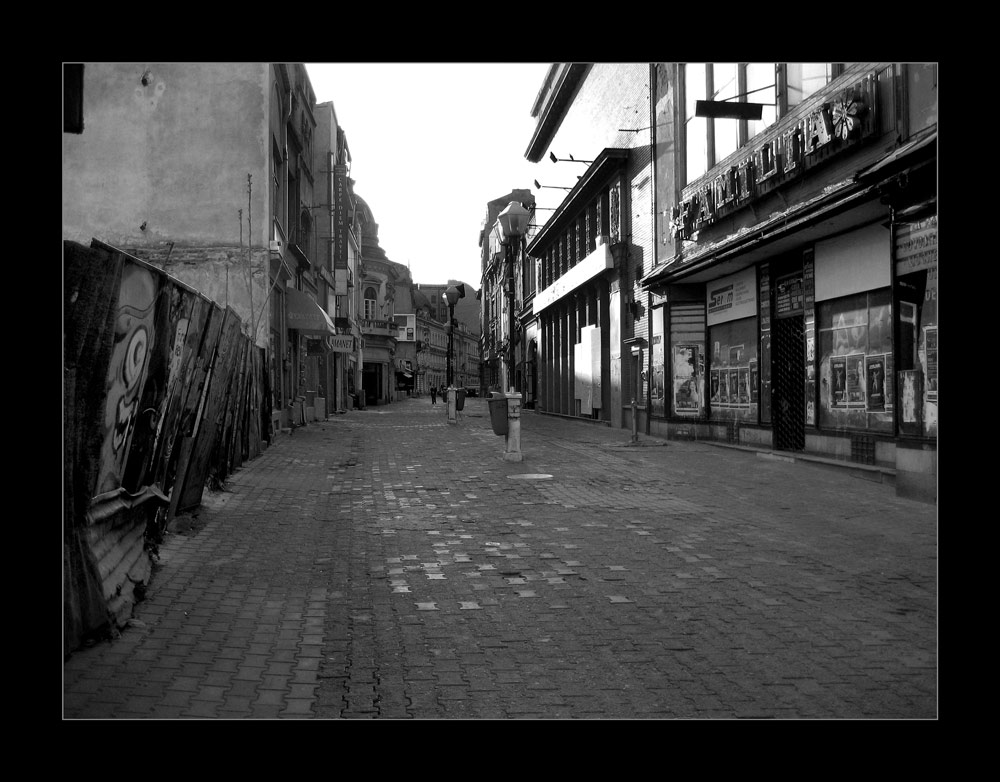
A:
[631, 398, 639, 444]
[447, 386, 457, 425]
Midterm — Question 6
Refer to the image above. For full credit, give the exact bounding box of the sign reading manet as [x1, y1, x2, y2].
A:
[707, 266, 757, 326]
[328, 335, 354, 354]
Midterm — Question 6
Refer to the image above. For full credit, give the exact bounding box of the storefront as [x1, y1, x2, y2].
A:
[285, 285, 336, 422]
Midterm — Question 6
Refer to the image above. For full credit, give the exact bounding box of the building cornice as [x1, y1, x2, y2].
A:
[525, 148, 628, 255]
[524, 64, 589, 163]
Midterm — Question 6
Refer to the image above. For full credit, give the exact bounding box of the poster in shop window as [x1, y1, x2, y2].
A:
[846, 353, 865, 405]
[710, 369, 721, 404]
[866, 354, 886, 411]
[720, 366, 730, 404]
[924, 327, 937, 401]
[831, 356, 847, 407]
[749, 360, 759, 404]
[729, 369, 740, 406]
[738, 367, 750, 405]
[672, 345, 700, 412]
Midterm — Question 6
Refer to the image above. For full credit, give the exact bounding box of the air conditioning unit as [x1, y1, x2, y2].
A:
[269, 239, 283, 253]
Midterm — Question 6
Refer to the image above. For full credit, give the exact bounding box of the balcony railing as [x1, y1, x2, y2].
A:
[360, 318, 397, 337]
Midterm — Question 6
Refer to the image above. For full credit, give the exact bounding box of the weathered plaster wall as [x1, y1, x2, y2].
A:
[63, 63, 272, 346]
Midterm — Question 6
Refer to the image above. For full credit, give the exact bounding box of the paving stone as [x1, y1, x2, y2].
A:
[63, 397, 937, 720]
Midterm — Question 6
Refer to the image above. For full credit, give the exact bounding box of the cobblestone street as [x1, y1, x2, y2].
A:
[64, 396, 937, 719]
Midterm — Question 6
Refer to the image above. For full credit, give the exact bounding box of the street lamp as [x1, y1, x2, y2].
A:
[443, 284, 465, 424]
[443, 285, 461, 388]
[495, 201, 530, 394]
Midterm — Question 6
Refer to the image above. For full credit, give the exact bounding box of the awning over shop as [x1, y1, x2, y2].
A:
[856, 128, 936, 182]
[285, 287, 335, 335]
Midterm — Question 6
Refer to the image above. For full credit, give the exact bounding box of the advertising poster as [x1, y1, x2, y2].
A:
[831, 356, 847, 407]
[720, 367, 730, 404]
[866, 354, 886, 411]
[884, 353, 894, 410]
[846, 353, 865, 405]
[738, 367, 750, 405]
[924, 327, 938, 401]
[672, 345, 700, 412]
[729, 369, 740, 406]
[901, 370, 921, 423]
[749, 360, 759, 404]
[710, 369, 721, 404]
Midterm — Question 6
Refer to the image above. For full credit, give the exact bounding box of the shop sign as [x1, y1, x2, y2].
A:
[334, 165, 349, 269]
[895, 215, 937, 275]
[329, 335, 354, 354]
[774, 274, 804, 318]
[672, 75, 877, 241]
[706, 266, 757, 326]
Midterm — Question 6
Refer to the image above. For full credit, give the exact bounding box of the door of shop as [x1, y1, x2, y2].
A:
[772, 315, 805, 451]
[363, 363, 381, 406]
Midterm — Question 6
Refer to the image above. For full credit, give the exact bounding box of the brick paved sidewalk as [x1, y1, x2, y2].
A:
[64, 395, 937, 719]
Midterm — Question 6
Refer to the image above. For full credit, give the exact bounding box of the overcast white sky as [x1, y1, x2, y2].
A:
[306, 63, 557, 291]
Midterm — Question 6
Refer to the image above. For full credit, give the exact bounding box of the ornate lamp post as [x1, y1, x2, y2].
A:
[495, 201, 531, 393]
[443, 284, 464, 424]
[492, 201, 530, 461]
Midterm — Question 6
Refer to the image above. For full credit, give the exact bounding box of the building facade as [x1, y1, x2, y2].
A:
[63, 63, 275, 351]
[479, 191, 536, 396]
[354, 196, 412, 406]
[413, 281, 481, 394]
[313, 101, 363, 414]
[521, 64, 655, 429]
[640, 63, 937, 502]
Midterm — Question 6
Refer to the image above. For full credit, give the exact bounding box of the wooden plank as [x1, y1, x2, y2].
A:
[121, 277, 185, 493]
[216, 334, 247, 482]
[162, 297, 220, 523]
[177, 308, 244, 511]
[153, 293, 208, 491]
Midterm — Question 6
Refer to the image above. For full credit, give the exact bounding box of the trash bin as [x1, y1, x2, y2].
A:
[488, 392, 508, 436]
[455, 388, 467, 411]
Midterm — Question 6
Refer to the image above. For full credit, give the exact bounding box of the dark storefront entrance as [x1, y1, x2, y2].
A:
[772, 314, 805, 451]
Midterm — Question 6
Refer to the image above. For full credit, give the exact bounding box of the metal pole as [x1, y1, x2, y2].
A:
[447, 303, 454, 388]
[507, 245, 515, 393]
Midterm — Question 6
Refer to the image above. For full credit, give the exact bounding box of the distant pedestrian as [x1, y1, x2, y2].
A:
[430, 386, 437, 404]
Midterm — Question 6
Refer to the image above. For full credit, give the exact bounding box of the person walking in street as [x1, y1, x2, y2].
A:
[430, 386, 437, 404]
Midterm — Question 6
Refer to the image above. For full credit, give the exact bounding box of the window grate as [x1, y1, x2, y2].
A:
[850, 432, 876, 465]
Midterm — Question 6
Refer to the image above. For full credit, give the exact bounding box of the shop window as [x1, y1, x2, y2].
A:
[708, 316, 758, 422]
[651, 313, 666, 418]
[906, 63, 937, 134]
[684, 63, 841, 185]
[896, 263, 937, 437]
[816, 288, 893, 433]
[784, 63, 840, 109]
[684, 63, 778, 184]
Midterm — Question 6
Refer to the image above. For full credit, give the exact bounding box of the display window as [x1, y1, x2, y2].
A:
[817, 288, 893, 432]
[651, 310, 666, 418]
[708, 315, 758, 421]
[895, 265, 937, 437]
